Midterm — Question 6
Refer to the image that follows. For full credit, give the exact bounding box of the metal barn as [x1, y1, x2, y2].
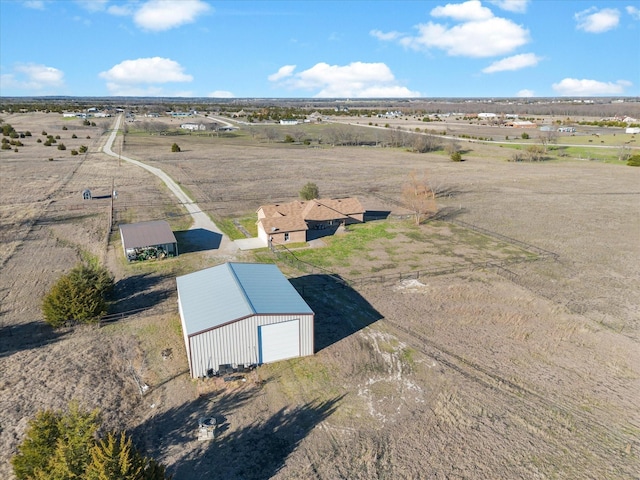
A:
[176, 262, 314, 378]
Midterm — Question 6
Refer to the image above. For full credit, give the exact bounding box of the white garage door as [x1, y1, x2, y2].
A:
[258, 319, 300, 364]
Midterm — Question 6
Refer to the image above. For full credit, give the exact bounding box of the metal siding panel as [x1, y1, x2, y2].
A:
[189, 313, 314, 377]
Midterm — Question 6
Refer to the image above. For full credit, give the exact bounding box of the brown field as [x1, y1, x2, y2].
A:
[1, 112, 639, 479]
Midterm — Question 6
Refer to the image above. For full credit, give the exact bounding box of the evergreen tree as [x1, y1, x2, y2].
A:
[12, 405, 171, 480]
[42, 262, 113, 328]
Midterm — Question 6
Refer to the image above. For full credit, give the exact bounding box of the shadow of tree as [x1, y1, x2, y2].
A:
[431, 206, 468, 222]
[0, 321, 68, 358]
[289, 274, 383, 352]
[131, 386, 342, 480]
[110, 273, 173, 314]
[175, 228, 222, 253]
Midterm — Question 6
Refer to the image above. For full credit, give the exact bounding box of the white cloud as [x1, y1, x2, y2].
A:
[268, 65, 296, 82]
[269, 62, 420, 98]
[376, 1, 530, 58]
[575, 7, 620, 33]
[370, 29, 402, 41]
[0, 63, 65, 91]
[482, 53, 541, 73]
[107, 4, 133, 16]
[552, 78, 631, 96]
[431, 0, 493, 21]
[75, 0, 108, 12]
[517, 89, 535, 97]
[23, 1, 45, 10]
[488, 0, 529, 13]
[627, 6, 640, 20]
[134, 0, 210, 31]
[404, 17, 529, 57]
[99, 57, 192, 84]
[207, 90, 235, 98]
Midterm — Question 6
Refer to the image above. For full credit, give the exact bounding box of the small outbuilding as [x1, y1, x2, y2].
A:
[176, 262, 314, 378]
[119, 220, 178, 262]
[82, 189, 92, 200]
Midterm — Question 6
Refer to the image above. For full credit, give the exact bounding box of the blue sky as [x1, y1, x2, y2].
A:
[1, 0, 639, 98]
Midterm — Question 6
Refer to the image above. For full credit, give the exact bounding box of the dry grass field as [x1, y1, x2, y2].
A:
[1, 112, 639, 479]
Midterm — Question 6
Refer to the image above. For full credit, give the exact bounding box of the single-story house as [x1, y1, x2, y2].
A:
[181, 123, 206, 131]
[176, 262, 314, 378]
[119, 220, 178, 262]
[256, 197, 365, 245]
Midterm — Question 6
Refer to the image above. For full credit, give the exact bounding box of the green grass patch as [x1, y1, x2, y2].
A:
[293, 222, 396, 267]
[215, 217, 245, 240]
[238, 216, 258, 237]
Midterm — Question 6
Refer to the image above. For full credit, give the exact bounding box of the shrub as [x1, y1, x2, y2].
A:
[521, 132, 530, 139]
[171, 142, 181, 152]
[71, 149, 78, 155]
[57, 143, 66, 150]
[41, 262, 114, 328]
[79, 145, 88, 153]
[1, 142, 10, 150]
[627, 155, 640, 167]
[299, 181, 320, 200]
[450, 151, 463, 162]
[62, 125, 68, 130]
[41, 130, 47, 135]
[72, 133, 77, 138]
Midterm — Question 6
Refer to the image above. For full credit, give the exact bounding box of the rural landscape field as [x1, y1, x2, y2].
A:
[1, 101, 639, 479]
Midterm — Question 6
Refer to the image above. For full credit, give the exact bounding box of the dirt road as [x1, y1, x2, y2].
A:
[102, 115, 238, 255]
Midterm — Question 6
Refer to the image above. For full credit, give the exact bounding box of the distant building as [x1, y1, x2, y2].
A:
[181, 123, 206, 131]
[280, 119, 298, 125]
[626, 127, 640, 134]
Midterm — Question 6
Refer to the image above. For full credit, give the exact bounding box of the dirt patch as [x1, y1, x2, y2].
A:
[1, 113, 638, 479]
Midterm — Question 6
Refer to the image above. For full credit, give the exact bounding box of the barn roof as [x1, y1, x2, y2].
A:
[119, 220, 177, 250]
[176, 262, 313, 336]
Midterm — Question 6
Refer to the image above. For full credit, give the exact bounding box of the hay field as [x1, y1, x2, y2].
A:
[1, 112, 638, 479]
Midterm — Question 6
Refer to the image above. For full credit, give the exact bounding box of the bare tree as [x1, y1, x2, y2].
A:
[264, 127, 278, 143]
[444, 139, 461, 156]
[538, 129, 558, 152]
[618, 144, 632, 162]
[401, 171, 437, 225]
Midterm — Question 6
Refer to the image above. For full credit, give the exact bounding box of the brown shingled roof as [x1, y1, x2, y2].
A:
[257, 197, 364, 233]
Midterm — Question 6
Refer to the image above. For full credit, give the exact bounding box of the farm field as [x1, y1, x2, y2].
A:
[1, 112, 639, 479]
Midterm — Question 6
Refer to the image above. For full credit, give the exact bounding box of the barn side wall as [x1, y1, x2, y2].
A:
[188, 313, 314, 378]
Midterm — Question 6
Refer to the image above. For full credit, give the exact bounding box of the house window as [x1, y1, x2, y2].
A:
[284, 232, 290, 241]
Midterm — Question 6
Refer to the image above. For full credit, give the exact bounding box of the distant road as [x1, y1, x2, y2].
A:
[102, 115, 238, 255]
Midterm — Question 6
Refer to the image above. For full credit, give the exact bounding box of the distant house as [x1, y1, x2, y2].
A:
[280, 119, 298, 125]
[625, 127, 640, 134]
[181, 123, 206, 131]
[508, 120, 537, 128]
[256, 197, 365, 245]
[119, 220, 178, 262]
